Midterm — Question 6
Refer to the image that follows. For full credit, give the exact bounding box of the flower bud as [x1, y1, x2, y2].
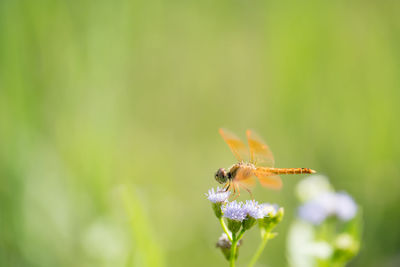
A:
[332, 233, 360, 262]
[259, 206, 284, 231]
[216, 233, 243, 260]
[227, 218, 242, 234]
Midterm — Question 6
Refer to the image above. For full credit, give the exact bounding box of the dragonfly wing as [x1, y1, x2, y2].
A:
[219, 128, 249, 162]
[234, 177, 257, 191]
[253, 168, 282, 190]
[231, 168, 257, 195]
[234, 167, 256, 188]
[246, 129, 275, 167]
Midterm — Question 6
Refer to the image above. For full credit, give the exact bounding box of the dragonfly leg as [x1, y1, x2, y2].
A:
[231, 183, 240, 200]
[223, 182, 231, 192]
[240, 184, 254, 200]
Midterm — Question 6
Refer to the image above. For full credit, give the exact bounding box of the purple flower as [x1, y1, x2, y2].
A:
[222, 201, 246, 221]
[205, 187, 230, 203]
[335, 192, 358, 221]
[298, 192, 358, 225]
[242, 200, 265, 219]
[298, 200, 329, 225]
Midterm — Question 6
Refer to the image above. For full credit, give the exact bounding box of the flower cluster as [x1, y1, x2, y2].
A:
[221, 200, 282, 233]
[288, 175, 361, 267]
[205, 187, 285, 265]
[221, 200, 278, 222]
[298, 191, 358, 225]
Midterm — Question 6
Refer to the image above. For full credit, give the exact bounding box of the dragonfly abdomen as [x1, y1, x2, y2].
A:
[259, 167, 316, 175]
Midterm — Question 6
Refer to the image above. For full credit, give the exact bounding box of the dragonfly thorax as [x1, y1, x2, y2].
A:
[215, 163, 256, 184]
[228, 162, 256, 180]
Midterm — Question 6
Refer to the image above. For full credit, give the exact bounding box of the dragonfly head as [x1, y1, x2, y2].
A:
[215, 168, 228, 184]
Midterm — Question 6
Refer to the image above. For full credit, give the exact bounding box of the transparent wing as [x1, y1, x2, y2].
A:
[246, 129, 275, 167]
[234, 167, 256, 183]
[253, 168, 282, 190]
[232, 168, 257, 192]
[219, 128, 249, 162]
[234, 176, 257, 188]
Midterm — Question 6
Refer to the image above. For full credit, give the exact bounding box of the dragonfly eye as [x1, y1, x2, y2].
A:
[215, 168, 228, 184]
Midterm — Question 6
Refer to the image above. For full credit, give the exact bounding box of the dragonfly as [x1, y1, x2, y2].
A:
[215, 128, 316, 197]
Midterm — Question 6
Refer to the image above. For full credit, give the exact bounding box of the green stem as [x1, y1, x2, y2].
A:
[229, 232, 237, 267]
[237, 229, 246, 242]
[229, 229, 246, 267]
[219, 217, 232, 242]
[247, 231, 270, 267]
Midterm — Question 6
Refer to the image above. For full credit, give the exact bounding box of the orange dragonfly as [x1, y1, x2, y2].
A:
[215, 128, 316, 197]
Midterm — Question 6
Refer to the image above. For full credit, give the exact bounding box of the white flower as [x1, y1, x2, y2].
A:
[287, 220, 333, 267]
[296, 175, 334, 202]
[205, 187, 230, 203]
[259, 203, 279, 217]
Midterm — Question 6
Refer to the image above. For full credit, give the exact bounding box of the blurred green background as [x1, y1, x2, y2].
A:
[1, 0, 399, 266]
